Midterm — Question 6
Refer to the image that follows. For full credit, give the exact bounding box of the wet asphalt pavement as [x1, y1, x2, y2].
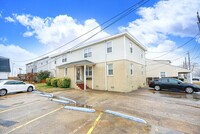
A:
[0, 88, 200, 134]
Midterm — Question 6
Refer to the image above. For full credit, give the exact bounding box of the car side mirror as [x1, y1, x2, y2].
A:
[178, 82, 181, 84]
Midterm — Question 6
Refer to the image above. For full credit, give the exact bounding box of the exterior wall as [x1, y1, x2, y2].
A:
[0, 72, 9, 79]
[26, 58, 49, 73]
[93, 63, 106, 90]
[125, 36, 145, 65]
[146, 60, 190, 78]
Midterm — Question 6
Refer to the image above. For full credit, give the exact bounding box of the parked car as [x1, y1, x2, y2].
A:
[149, 78, 200, 94]
[0, 80, 35, 96]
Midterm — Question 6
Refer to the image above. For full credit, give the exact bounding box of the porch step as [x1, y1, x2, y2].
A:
[76, 83, 89, 90]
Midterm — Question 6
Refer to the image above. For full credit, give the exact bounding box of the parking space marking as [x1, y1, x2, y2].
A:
[87, 112, 103, 134]
[0, 100, 39, 114]
[69, 119, 91, 134]
[5, 106, 63, 134]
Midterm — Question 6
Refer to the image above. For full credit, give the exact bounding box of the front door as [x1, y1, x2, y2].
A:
[76, 67, 82, 82]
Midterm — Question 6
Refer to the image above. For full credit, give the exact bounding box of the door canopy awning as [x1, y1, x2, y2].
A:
[58, 60, 95, 68]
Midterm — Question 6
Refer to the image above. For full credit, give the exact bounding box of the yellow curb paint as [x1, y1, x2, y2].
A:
[87, 112, 103, 134]
[5, 106, 63, 134]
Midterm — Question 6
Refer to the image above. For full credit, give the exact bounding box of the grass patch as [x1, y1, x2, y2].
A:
[34, 83, 70, 93]
[193, 82, 200, 86]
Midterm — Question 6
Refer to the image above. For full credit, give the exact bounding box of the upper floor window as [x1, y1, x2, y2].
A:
[54, 59, 57, 64]
[107, 64, 113, 76]
[106, 41, 112, 53]
[62, 54, 67, 63]
[160, 72, 166, 78]
[130, 42, 133, 53]
[141, 51, 144, 59]
[86, 66, 92, 77]
[130, 64, 133, 75]
[84, 48, 92, 58]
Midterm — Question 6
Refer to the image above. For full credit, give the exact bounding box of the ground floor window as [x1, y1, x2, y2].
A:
[86, 66, 92, 77]
[107, 64, 113, 76]
[64, 68, 67, 77]
[130, 64, 133, 75]
[160, 72, 166, 78]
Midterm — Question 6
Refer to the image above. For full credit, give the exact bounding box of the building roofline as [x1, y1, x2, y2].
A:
[26, 56, 49, 65]
[51, 32, 147, 58]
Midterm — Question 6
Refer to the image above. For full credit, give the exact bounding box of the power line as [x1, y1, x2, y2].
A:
[148, 33, 199, 60]
[12, 0, 149, 62]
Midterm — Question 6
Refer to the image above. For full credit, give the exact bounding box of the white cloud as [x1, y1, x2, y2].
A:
[10, 14, 109, 51]
[5, 16, 15, 22]
[0, 37, 7, 43]
[119, 0, 200, 65]
[0, 44, 37, 76]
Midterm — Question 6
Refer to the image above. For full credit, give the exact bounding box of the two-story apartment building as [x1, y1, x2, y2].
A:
[26, 56, 49, 73]
[48, 32, 147, 92]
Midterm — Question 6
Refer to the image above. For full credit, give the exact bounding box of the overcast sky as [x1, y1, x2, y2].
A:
[0, 0, 200, 75]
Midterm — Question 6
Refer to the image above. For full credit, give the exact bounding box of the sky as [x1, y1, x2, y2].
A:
[0, 0, 200, 76]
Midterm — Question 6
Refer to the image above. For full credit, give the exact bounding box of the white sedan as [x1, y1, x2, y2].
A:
[0, 80, 35, 96]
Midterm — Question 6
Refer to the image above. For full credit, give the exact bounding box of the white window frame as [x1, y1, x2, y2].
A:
[160, 72, 166, 78]
[130, 42, 133, 53]
[84, 48, 92, 58]
[106, 41, 112, 53]
[62, 54, 67, 63]
[86, 66, 92, 77]
[107, 64, 113, 76]
[141, 51, 144, 59]
[64, 67, 67, 77]
[130, 64, 133, 76]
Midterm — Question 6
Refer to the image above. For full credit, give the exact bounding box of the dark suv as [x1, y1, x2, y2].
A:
[149, 78, 200, 94]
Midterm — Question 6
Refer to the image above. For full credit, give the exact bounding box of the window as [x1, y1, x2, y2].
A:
[62, 54, 67, 63]
[107, 64, 113, 76]
[141, 51, 144, 59]
[106, 41, 112, 53]
[64, 68, 67, 77]
[130, 64, 133, 75]
[54, 59, 57, 64]
[86, 66, 92, 77]
[84, 48, 92, 58]
[141, 65, 144, 75]
[160, 72, 166, 78]
[4, 81, 16, 85]
[169, 79, 178, 84]
[130, 42, 133, 53]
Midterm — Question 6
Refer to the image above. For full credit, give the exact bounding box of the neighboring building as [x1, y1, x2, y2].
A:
[26, 56, 49, 73]
[48, 32, 147, 92]
[146, 59, 190, 83]
[0, 56, 11, 79]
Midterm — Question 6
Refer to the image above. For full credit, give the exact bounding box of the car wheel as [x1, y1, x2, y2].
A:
[0, 89, 7, 96]
[185, 87, 194, 94]
[154, 85, 161, 91]
[27, 86, 33, 92]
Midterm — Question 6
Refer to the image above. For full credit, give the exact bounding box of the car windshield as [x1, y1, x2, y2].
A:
[177, 79, 184, 83]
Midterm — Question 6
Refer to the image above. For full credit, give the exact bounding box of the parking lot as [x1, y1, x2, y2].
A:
[0, 88, 200, 134]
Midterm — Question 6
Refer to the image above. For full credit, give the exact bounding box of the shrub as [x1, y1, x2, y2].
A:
[57, 77, 71, 88]
[51, 78, 58, 87]
[46, 78, 52, 86]
[37, 71, 51, 82]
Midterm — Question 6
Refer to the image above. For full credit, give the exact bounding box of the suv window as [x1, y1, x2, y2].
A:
[160, 78, 169, 83]
[15, 81, 25, 84]
[169, 79, 178, 84]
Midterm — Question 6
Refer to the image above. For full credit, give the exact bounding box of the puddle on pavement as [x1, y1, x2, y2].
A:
[0, 119, 18, 127]
[148, 89, 200, 100]
[0, 105, 10, 108]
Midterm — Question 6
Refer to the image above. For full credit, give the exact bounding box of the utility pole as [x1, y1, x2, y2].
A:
[197, 12, 200, 31]
[188, 52, 191, 70]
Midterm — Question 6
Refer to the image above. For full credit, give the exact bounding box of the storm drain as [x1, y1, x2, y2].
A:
[0, 105, 9, 108]
[0, 119, 18, 127]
